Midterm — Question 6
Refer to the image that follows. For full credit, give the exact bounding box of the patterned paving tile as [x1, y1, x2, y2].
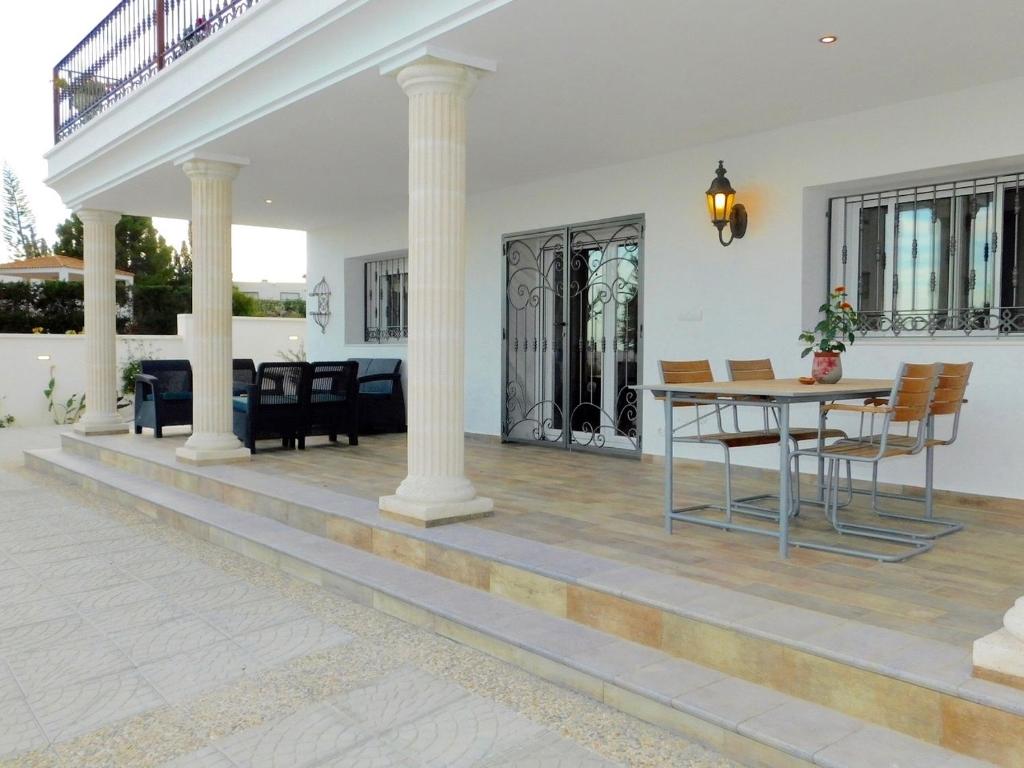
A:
[139, 639, 260, 704]
[0, 659, 24, 703]
[1, 534, 79, 556]
[112, 548, 200, 580]
[159, 745, 237, 768]
[214, 702, 367, 768]
[147, 566, 242, 595]
[235, 617, 353, 668]
[383, 695, 544, 768]
[0, 696, 50, 758]
[112, 615, 230, 665]
[0, 614, 101, 655]
[42, 568, 136, 597]
[202, 597, 312, 637]
[81, 596, 192, 635]
[0, 595, 75, 632]
[6, 636, 134, 696]
[0, 581, 53, 608]
[331, 668, 469, 734]
[27, 670, 165, 743]
[479, 730, 619, 767]
[178, 580, 271, 612]
[64, 580, 163, 612]
[36, 555, 123, 581]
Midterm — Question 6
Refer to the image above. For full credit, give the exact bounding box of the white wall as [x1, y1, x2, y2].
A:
[307, 75, 1024, 500]
[0, 316, 306, 427]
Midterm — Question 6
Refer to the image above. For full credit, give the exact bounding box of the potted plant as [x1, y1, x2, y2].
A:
[799, 286, 858, 383]
[55, 75, 108, 115]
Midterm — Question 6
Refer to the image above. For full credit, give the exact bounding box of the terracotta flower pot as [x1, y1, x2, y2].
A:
[812, 351, 842, 384]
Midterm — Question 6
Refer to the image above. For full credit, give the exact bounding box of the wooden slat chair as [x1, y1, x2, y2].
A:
[726, 358, 849, 517]
[789, 362, 941, 561]
[852, 362, 972, 538]
[659, 360, 782, 524]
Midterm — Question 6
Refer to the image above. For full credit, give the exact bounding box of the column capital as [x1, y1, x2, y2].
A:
[395, 57, 481, 99]
[75, 208, 122, 226]
[176, 154, 249, 181]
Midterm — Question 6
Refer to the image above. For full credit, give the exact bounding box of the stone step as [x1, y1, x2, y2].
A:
[48, 433, 1024, 766]
[24, 446, 993, 768]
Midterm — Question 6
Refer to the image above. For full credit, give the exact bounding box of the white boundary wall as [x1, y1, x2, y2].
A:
[0, 315, 305, 427]
[308, 75, 1024, 501]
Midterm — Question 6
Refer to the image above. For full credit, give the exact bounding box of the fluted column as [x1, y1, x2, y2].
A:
[379, 57, 493, 526]
[974, 598, 1024, 690]
[175, 157, 250, 465]
[75, 209, 128, 435]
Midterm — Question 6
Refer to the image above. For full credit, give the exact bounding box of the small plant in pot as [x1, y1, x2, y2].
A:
[799, 286, 858, 383]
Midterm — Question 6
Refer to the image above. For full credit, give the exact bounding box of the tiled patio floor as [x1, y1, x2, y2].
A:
[0, 428, 733, 768]
[261, 433, 1024, 649]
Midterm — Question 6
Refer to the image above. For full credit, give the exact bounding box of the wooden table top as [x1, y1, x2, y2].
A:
[636, 378, 894, 401]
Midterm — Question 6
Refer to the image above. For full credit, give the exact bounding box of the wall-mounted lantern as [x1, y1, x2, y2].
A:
[705, 161, 748, 246]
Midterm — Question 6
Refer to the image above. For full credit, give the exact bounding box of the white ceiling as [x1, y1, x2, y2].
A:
[90, 0, 1024, 229]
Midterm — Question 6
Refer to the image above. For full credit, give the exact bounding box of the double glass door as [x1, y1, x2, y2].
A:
[502, 216, 643, 455]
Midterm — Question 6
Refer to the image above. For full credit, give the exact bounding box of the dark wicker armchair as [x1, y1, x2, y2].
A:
[305, 361, 359, 447]
[232, 362, 309, 453]
[134, 360, 193, 438]
[348, 357, 406, 433]
[232, 359, 257, 396]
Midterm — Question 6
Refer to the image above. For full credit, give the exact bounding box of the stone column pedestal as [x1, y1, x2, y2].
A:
[74, 209, 129, 436]
[175, 157, 250, 465]
[974, 596, 1024, 690]
[379, 58, 493, 526]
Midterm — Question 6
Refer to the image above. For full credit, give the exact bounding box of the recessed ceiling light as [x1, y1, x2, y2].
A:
[264, 198, 273, 204]
[37, 354, 51, 361]
[818, 34, 838, 44]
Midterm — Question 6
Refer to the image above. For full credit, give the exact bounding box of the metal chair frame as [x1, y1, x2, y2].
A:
[789, 362, 942, 562]
[845, 362, 972, 539]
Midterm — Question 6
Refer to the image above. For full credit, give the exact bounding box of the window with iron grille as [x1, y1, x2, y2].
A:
[827, 172, 1024, 336]
[364, 255, 408, 343]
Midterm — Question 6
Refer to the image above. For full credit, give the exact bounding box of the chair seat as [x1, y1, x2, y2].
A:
[819, 436, 918, 459]
[686, 430, 782, 448]
[788, 426, 847, 442]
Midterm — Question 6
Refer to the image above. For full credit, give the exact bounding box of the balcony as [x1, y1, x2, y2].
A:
[52, 0, 264, 143]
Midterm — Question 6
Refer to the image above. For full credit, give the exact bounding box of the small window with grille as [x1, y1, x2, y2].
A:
[828, 173, 1024, 336]
[364, 255, 408, 343]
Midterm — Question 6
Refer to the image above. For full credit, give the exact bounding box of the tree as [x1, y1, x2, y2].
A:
[54, 214, 178, 285]
[232, 288, 259, 317]
[2, 165, 48, 259]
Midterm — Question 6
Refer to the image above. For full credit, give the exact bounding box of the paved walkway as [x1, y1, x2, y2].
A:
[0, 427, 734, 768]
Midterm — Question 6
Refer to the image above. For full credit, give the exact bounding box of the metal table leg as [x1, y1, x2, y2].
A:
[778, 401, 791, 558]
[664, 393, 674, 534]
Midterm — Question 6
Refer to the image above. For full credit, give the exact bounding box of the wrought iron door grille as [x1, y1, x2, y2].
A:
[827, 172, 1024, 336]
[502, 216, 643, 456]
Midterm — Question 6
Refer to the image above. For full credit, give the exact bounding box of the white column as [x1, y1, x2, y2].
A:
[75, 209, 128, 435]
[175, 157, 250, 465]
[974, 598, 1024, 690]
[379, 57, 493, 526]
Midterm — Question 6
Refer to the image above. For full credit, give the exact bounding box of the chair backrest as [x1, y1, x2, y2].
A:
[349, 358, 402, 395]
[232, 359, 256, 387]
[255, 362, 307, 405]
[889, 363, 940, 424]
[140, 359, 192, 394]
[659, 359, 713, 385]
[309, 361, 358, 400]
[932, 362, 972, 416]
[727, 359, 775, 381]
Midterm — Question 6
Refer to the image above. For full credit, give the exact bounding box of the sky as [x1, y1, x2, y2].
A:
[0, 1, 306, 283]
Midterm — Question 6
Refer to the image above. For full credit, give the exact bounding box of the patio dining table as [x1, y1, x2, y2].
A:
[637, 378, 894, 559]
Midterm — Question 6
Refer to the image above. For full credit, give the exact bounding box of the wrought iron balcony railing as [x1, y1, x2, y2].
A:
[52, 0, 264, 143]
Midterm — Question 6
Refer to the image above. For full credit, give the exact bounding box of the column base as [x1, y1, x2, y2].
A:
[973, 628, 1024, 691]
[176, 445, 251, 466]
[379, 493, 494, 527]
[74, 420, 131, 436]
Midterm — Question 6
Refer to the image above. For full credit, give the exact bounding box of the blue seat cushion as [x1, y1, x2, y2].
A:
[142, 391, 192, 402]
[232, 396, 249, 413]
[359, 380, 393, 395]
